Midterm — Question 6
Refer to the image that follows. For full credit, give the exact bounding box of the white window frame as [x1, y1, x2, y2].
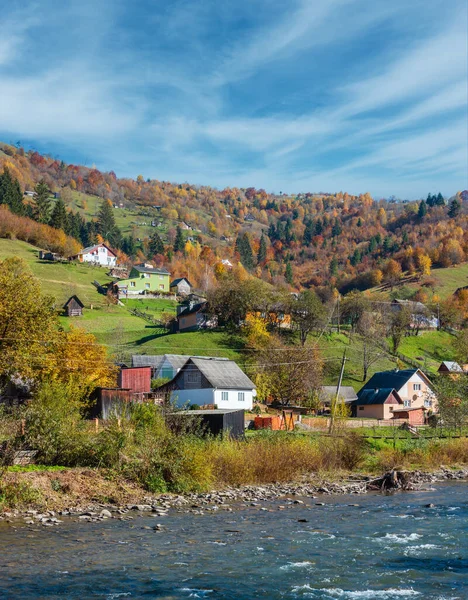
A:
[238, 392, 245, 402]
[130, 281, 136, 288]
[413, 383, 421, 391]
[404, 400, 411, 407]
[145, 283, 150, 289]
[221, 391, 229, 402]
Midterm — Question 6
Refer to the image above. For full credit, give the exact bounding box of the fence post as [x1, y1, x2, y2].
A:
[21, 419, 25, 436]
[95, 418, 99, 433]
[117, 418, 121, 430]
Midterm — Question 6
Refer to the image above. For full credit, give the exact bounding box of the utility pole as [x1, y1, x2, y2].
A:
[329, 350, 347, 434]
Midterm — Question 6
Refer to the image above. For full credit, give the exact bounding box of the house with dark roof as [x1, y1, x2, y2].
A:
[131, 354, 189, 380]
[170, 277, 192, 296]
[358, 368, 437, 413]
[115, 264, 171, 295]
[353, 388, 403, 419]
[156, 357, 256, 410]
[63, 295, 84, 317]
[176, 300, 216, 332]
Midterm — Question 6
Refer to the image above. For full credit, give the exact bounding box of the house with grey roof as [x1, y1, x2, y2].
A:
[437, 361, 464, 375]
[320, 386, 358, 406]
[170, 277, 192, 296]
[156, 357, 256, 410]
[131, 354, 189, 380]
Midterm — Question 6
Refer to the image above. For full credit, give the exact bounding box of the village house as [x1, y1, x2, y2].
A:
[74, 243, 117, 267]
[131, 354, 189, 380]
[156, 357, 256, 410]
[391, 299, 438, 330]
[352, 388, 404, 420]
[320, 386, 358, 410]
[176, 300, 216, 332]
[63, 295, 84, 317]
[437, 361, 465, 375]
[354, 368, 437, 424]
[115, 264, 171, 296]
[170, 277, 192, 296]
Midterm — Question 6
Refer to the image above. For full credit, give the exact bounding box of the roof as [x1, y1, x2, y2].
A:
[183, 357, 256, 390]
[131, 354, 190, 372]
[171, 278, 192, 287]
[392, 299, 427, 311]
[438, 361, 463, 373]
[321, 386, 358, 403]
[359, 369, 432, 393]
[132, 265, 170, 275]
[80, 243, 116, 257]
[356, 388, 402, 406]
[178, 301, 207, 318]
[63, 295, 84, 308]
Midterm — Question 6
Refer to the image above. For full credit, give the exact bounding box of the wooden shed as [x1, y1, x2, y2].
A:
[63, 295, 84, 317]
[173, 409, 245, 439]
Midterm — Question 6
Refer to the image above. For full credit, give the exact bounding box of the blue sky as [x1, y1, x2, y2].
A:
[0, 0, 467, 198]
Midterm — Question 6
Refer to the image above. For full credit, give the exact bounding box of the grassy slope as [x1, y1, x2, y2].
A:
[430, 263, 468, 298]
[0, 238, 114, 306]
[1, 238, 452, 385]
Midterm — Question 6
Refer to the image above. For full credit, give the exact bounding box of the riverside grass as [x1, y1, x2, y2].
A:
[1, 385, 468, 509]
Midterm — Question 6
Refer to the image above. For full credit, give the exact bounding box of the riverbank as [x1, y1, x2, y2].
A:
[1, 466, 467, 525]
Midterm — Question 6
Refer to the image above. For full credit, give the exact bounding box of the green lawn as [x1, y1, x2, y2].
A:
[0, 238, 113, 306]
[430, 263, 468, 298]
[398, 330, 455, 372]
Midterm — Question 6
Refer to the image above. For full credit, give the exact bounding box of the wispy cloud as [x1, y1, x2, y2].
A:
[0, 0, 466, 196]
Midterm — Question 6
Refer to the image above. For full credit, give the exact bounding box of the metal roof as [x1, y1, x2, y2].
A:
[359, 369, 431, 393]
[171, 278, 192, 287]
[176, 409, 244, 415]
[132, 266, 170, 275]
[320, 386, 357, 403]
[439, 361, 463, 373]
[356, 388, 402, 406]
[183, 357, 256, 390]
[131, 354, 190, 372]
[80, 243, 116, 256]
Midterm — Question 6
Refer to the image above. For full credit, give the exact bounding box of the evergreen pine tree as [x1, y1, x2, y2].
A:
[149, 231, 165, 255]
[122, 236, 137, 258]
[329, 256, 338, 276]
[356, 217, 362, 227]
[285, 261, 293, 285]
[448, 198, 461, 218]
[426, 193, 434, 207]
[257, 233, 267, 264]
[303, 221, 314, 245]
[33, 179, 52, 223]
[0, 168, 24, 215]
[267, 223, 276, 240]
[97, 199, 117, 239]
[173, 225, 185, 253]
[418, 200, 427, 219]
[435, 192, 445, 206]
[236, 233, 254, 270]
[49, 198, 68, 230]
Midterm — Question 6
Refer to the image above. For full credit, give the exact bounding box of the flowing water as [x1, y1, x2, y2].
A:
[0, 482, 467, 599]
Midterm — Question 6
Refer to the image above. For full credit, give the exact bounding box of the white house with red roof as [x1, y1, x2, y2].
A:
[75, 243, 117, 267]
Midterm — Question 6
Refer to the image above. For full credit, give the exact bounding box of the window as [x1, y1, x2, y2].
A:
[159, 284, 164, 290]
[161, 368, 173, 379]
[389, 407, 394, 412]
[187, 371, 199, 383]
[130, 281, 136, 288]
[144, 273, 150, 278]
[358, 406, 364, 411]
[159, 275, 165, 280]
[404, 400, 411, 407]
[145, 283, 150, 289]
[413, 384, 421, 391]
[424, 399, 432, 408]
[221, 391, 228, 402]
[238, 392, 245, 402]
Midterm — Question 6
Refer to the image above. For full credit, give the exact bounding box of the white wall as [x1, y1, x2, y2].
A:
[171, 388, 254, 409]
[82, 248, 116, 267]
[214, 389, 254, 410]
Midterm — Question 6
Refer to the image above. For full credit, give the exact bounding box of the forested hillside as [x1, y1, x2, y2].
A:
[0, 141, 467, 296]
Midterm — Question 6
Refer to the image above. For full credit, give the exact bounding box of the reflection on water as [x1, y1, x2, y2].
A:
[0, 483, 467, 599]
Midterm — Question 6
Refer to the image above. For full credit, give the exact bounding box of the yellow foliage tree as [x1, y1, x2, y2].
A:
[418, 254, 432, 276]
[243, 314, 270, 350]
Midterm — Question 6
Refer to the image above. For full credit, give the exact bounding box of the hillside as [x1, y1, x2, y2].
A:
[1, 142, 467, 296]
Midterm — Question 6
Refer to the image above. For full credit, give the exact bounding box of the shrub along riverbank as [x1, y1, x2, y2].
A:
[1, 384, 468, 511]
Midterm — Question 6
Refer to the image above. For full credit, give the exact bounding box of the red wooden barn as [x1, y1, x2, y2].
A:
[117, 366, 152, 393]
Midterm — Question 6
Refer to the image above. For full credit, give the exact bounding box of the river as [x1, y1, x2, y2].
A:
[0, 482, 467, 599]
